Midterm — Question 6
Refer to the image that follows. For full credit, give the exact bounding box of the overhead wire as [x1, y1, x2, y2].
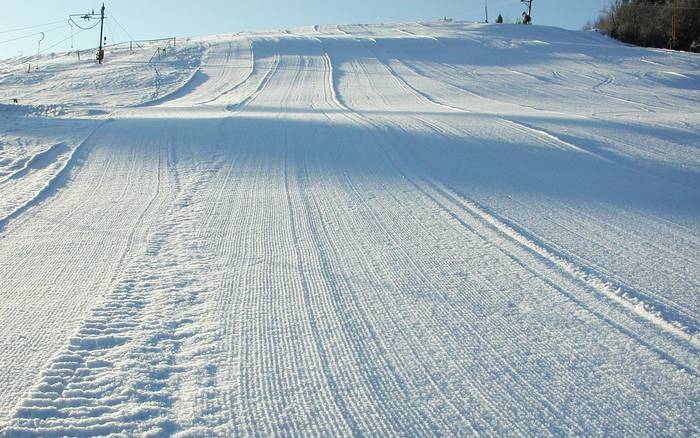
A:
[104, 19, 123, 48]
[0, 23, 69, 46]
[105, 17, 125, 46]
[109, 11, 144, 50]
[4, 7, 174, 63]
[68, 16, 102, 31]
[39, 27, 86, 56]
[5, 25, 87, 68]
[0, 19, 66, 35]
[3, 6, 144, 67]
[2, 8, 139, 70]
[104, 19, 114, 44]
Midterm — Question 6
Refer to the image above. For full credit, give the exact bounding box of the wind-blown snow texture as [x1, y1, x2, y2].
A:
[0, 21, 699, 436]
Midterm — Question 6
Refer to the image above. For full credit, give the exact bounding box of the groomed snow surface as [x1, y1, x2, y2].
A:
[0, 21, 699, 436]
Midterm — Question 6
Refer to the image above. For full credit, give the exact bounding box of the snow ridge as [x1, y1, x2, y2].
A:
[427, 178, 699, 348]
[2, 147, 222, 436]
[0, 121, 107, 233]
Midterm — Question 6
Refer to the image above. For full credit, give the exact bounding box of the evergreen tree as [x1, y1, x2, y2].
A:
[496, 14, 504, 24]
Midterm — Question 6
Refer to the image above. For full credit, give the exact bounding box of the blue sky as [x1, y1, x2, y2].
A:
[1, 0, 610, 59]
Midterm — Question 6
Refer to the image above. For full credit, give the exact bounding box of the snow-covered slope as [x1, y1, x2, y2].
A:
[0, 21, 698, 436]
[0, 38, 201, 110]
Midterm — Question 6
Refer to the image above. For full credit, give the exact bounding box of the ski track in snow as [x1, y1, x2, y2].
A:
[0, 21, 699, 436]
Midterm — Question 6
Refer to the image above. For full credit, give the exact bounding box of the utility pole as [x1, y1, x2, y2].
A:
[485, 0, 489, 23]
[69, 4, 107, 64]
[97, 3, 105, 63]
[521, 0, 533, 23]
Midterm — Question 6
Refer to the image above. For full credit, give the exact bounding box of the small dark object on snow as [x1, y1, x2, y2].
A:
[522, 12, 531, 25]
[11, 98, 18, 104]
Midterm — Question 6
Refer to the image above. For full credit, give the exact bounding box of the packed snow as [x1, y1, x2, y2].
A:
[0, 21, 698, 436]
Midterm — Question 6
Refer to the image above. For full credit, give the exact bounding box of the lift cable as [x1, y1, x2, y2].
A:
[3, 25, 85, 70]
[109, 11, 144, 50]
[38, 28, 85, 56]
[0, 23, 69, 46]
[0, 19, 66, 35]
[104, 19, 116, 43]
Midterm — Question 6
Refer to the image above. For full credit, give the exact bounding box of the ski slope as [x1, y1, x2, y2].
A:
[0, 21, 699, 436]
